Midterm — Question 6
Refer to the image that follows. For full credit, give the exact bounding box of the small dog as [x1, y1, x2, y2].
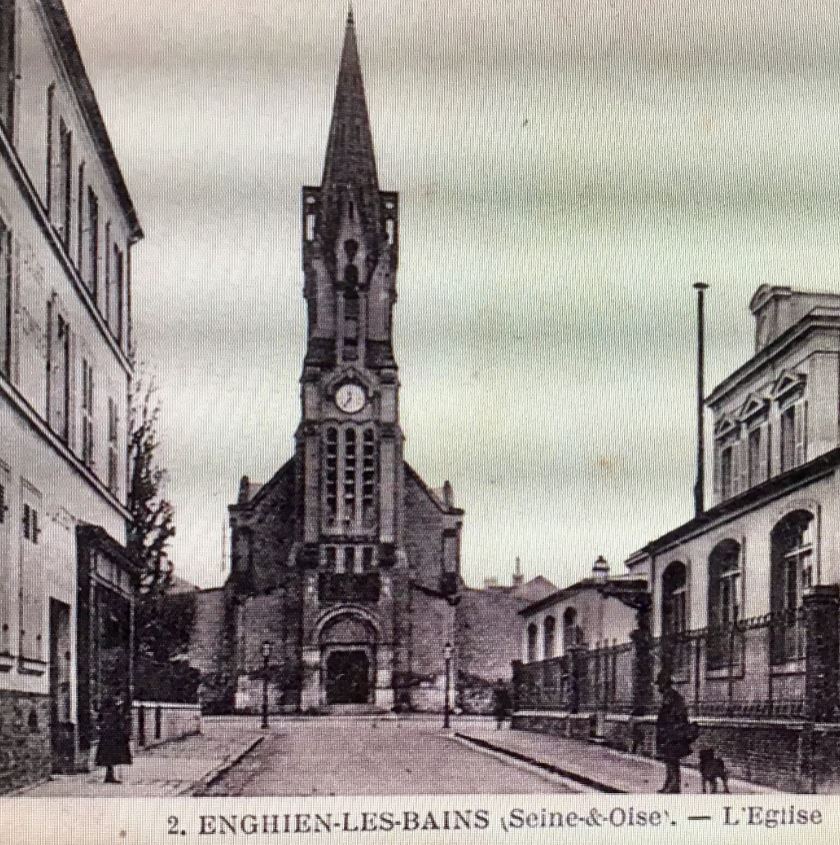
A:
[698, 747, 729, 793]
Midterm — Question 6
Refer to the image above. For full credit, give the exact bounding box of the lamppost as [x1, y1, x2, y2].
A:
[261, 640, 271, 730]
[443, 641, 453, 729]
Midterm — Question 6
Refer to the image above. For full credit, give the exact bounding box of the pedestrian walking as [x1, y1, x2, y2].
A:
[95, 695, 132, 784]
[492, 679, 512, 730]
[655, 669, 694, 793]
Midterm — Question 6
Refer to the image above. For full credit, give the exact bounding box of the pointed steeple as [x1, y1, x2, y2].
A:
[321, 7, 379, 192]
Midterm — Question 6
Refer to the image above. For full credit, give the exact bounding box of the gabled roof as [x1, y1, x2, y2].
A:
[231, 458, 295, 510]
[518, 576, 623, 616]
[404, 462, 464, 516]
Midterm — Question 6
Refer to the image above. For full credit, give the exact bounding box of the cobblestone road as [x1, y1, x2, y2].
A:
[205, 717, 579, 796]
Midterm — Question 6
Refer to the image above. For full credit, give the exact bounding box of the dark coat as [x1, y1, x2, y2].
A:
[95, 701, 133, 767]
[656, 687, 691, 760]
[492, 686, 512, 718]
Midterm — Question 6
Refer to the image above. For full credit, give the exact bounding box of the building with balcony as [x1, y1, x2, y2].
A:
[0, 0, 141, 791]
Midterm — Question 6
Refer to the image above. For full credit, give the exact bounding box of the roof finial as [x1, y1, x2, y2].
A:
[347, 2, 354, 26]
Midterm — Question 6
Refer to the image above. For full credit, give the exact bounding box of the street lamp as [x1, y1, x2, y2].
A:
[261, 641, 272, 730]
[443, 641, 453, 730]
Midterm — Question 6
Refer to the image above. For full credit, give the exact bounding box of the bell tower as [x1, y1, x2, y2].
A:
[296, 6, 404, 572]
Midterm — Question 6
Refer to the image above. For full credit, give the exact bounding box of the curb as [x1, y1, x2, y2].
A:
[454, 732, 626, 794]
[184, 736, 265, 797]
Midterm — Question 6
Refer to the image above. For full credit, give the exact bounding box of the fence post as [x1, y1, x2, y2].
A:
[568, 644, 587, 714]
[803, 584, 840, 723]
[630, 600, 654, 716]
[511, 660, 525, 710]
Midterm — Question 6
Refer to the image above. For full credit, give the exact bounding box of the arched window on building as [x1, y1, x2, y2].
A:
[707, 540, 741, 668]
[543, 616, 556, 660]
[661, 561, 688, 676]
[770, 510, 814, 663]
[324, 427, 338, 523]
[526, 623, 538, 663]
[562, 607, 578, 653]
[342, 239, 360, 360]
[362, 428, 376, 525]
[324, 426, 377, 530]
[342, 427, 357, 524]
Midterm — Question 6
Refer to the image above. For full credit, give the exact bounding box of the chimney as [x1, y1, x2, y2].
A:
[592, 555, 609, 581]
[512, 556, 524, 587]
[442, 480, 453, 508]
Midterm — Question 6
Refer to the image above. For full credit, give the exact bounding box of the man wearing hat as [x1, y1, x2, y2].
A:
[655, 669, 691, 793]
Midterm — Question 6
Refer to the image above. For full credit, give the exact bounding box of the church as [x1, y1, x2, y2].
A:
[187, 10, 531, 713]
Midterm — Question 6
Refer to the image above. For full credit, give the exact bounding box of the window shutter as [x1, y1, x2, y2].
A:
[45, 84, 54, 212]
[760, 422, 770, 483]
[713, 443, 722, 501]
[88, 367, 95, 469]
[46, 295, 58, 430]
[738, 436, 748, 493]
[794, 399, 807, 467]
[67, 330, 77, 450]
[11, 237, 19, 383]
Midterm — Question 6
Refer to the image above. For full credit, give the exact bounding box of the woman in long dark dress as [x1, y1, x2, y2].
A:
[95, 695, 132, 784]
[492, 679, 512, 730]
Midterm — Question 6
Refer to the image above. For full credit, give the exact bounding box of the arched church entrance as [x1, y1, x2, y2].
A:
[325, 650, 370, 704]
[318, 611, 377, 706]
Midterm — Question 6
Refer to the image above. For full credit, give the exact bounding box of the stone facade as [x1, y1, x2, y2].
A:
[0, 0, 141, 791]
[0, 690, 50, 794]
[185, 13, 464, 714]
[183, 14, 557, 713]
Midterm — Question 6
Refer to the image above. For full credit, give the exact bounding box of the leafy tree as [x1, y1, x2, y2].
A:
[127, 369, 180, 664]
[127, 370, 176, 595]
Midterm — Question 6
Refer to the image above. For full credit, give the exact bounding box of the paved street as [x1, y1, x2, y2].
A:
[21, 720, 263, 797]
[203, 717, 579, 796]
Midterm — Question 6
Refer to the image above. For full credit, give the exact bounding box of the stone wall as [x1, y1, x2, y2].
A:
[512, 710, 840, 792]
[405, 586, 453, 710]
[0, 691, 51, 794]
[132, 701, 201, 750]
[457, 588, 525, 681]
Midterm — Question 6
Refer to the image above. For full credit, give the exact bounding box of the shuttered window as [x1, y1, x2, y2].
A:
[0, 214, 10, 377]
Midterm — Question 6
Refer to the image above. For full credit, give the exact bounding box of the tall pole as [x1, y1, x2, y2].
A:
[693, 282, 709, 517]
[261, 641, 271, 730]
[443, 643, 452, 729]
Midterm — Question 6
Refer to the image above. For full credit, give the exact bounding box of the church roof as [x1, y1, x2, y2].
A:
[317, 8, 383, 256]
[321, 7, 379, 192]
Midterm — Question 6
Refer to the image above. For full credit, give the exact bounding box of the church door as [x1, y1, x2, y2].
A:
[325, 650, 370, 704]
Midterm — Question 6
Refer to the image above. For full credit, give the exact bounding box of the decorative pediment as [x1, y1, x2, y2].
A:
[713, 415, 739, 440]
[323, 366, 377, 394]
[736, 393, 770, 423]
[770, 369, 806, 402]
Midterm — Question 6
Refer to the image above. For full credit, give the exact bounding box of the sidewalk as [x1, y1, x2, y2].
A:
[19, 725, 264, 798]
[455, 727, 772, 794]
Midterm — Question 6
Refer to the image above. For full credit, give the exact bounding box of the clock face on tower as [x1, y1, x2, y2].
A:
[335, 383, 366, 414]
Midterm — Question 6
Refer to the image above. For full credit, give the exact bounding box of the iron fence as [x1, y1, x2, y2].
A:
[515, 607, 809, 720]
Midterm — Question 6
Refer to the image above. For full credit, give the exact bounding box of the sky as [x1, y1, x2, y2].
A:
[64, 0, 840, 589]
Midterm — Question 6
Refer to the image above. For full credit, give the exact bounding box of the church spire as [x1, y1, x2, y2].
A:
[321, 6, 379, 192]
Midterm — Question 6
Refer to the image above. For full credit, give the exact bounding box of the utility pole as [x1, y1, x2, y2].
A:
[693, 282, 709, 516]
